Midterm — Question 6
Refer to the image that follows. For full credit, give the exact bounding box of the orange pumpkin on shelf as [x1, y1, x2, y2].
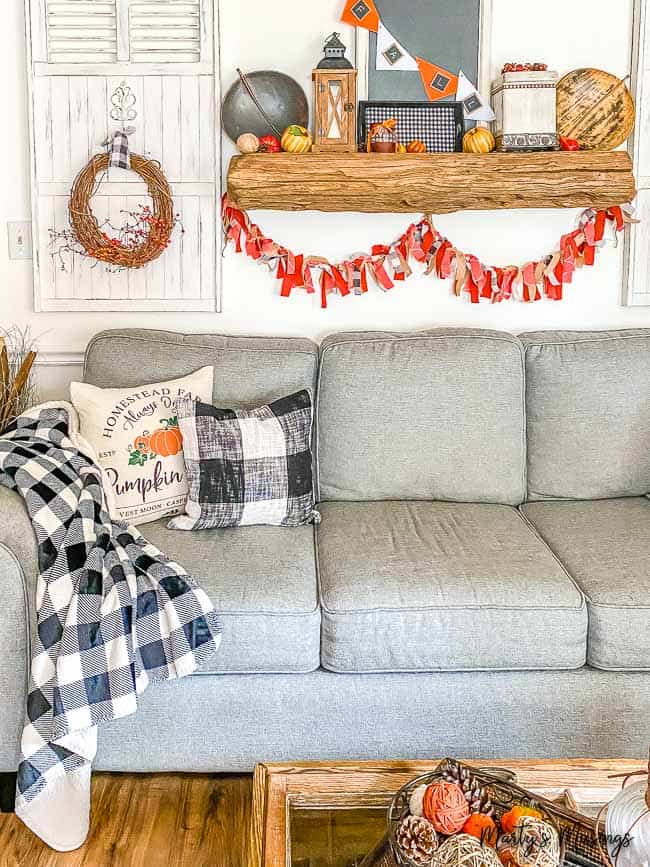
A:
[150, 418, 183, 458]
[406, 140, 427, 153]
[463, 126, 496, 153]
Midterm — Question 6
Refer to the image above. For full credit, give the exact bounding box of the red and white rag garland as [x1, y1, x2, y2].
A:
[221, 194, 635, 309]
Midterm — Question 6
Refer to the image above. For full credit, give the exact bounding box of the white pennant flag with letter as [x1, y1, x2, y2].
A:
[376, 21, 418, 71]
[456, 69, 496, 121]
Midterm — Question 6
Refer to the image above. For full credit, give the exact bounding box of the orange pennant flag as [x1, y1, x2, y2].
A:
[416, 57, 459, 101]
[341, 0, 380, 32]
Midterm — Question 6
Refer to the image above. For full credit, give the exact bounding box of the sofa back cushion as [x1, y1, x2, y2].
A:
[317, 329, 526, 504]
[84, 330, 319, 408]
[521, 330, 650, 500]
[84, 330, 320, 491]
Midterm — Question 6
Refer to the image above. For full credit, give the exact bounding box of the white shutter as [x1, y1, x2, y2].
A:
[26, 0, 220, 313]
[625, 0, 650, 305]
[46, 1, 118, 63]
[129, 1, 202, 63]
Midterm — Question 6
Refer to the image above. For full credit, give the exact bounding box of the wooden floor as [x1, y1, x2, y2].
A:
[0, 774, 253, 867]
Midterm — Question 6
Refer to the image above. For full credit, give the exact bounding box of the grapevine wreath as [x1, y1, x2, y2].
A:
[68, 151, 175, 269]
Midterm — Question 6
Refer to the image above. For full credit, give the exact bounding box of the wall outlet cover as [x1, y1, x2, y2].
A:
[8, 222, 33, 260]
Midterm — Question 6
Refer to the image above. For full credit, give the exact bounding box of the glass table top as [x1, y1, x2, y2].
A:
[289, 805, 387, 867]
[286, 796, 607, 867]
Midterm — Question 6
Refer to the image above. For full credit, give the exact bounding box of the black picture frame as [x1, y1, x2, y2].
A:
[358, 100, 464, 153]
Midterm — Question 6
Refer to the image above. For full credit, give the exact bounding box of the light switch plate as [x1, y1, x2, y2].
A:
[7, 222, 33, 260]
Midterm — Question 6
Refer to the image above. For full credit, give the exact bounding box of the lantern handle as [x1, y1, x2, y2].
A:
[236, 69, 283, 138]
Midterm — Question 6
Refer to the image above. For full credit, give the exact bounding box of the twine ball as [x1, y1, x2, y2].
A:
[424, 781, 470, 835]
[496, 817, 560, 867]
[605, 779, 650, 867]
[410, 784, 428, 818]
[433, 833, 501, 866]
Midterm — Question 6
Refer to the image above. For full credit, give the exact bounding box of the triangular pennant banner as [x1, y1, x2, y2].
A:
[341, 0, 380, 32]
[416, 57, 458, 101]
[456, 69, 496, 121]
[375, 21, 418, 70]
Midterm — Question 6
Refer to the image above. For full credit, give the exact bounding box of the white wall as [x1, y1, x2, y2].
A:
[0, 0, 645, 400]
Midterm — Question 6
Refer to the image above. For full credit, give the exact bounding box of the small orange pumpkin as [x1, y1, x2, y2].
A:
[462, 813, 498, 847]
[133, 433, 151, 454]
[406, 139, 427, 153]
[150, 421, 183, 458]
[500, 805, 544, 834]
[463, 126, 496, 153]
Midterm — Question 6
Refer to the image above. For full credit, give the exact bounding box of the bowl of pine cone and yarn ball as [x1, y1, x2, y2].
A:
[389, 762, 563, 867]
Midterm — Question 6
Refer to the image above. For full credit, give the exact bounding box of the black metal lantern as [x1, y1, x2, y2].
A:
[317, 32, 353, 70]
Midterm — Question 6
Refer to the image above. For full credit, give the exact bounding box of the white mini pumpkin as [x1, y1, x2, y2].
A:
[236, 133, 260, 154]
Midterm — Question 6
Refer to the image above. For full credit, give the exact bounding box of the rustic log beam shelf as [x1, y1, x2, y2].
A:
[227, 151, 636, 214]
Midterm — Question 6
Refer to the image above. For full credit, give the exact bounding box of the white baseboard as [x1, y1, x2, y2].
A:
[34, 351, 84, 367]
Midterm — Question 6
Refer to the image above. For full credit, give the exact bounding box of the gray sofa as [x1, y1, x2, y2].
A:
[1, 326, 649, 774]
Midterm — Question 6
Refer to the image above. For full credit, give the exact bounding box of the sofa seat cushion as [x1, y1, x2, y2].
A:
[521, 498, 650, 671]
[141, 521, 320, 673]
[317, 502, 586, 673]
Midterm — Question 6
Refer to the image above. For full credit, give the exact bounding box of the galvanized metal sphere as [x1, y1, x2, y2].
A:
[222, 71, 309, 142]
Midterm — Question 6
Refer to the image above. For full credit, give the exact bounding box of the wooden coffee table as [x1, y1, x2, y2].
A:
[250, 758, 645, 867]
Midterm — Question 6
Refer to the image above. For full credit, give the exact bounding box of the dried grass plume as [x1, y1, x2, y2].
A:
[0, 326, 38, 434]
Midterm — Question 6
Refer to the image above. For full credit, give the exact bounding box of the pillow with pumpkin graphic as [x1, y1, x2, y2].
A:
[70, 367, 213, 525]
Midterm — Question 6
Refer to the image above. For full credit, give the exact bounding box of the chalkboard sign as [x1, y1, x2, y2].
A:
[367, 0, 482, 102]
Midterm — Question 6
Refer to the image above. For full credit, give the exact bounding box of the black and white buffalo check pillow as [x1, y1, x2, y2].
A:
[169, 390, 318, 530]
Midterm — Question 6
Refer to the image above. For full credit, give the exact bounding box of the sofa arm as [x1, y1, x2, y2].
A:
[0, 486, 36, 770]
[0, 485, 39, 578]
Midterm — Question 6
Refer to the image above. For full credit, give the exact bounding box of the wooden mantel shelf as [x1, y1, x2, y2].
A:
[227, 151, 636, 214]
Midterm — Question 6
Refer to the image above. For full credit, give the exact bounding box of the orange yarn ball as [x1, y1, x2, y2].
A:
[423, 781, 470, 835]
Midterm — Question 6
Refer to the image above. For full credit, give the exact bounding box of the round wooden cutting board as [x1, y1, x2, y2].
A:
[557, 68, 635, 150]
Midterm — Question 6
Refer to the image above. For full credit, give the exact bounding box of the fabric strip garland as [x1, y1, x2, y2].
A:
[221, 194, 635, 309]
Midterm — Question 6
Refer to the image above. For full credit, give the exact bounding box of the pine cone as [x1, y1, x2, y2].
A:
[396, 815, 438, 865]
[441, 764, 494, 817]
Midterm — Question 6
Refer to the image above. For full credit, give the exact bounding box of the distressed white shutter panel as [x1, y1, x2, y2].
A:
[625, 0, 650, 306]
[130, 2, 202, 63]
[27, 0, 220, 312]
[46, 1, 118, 62]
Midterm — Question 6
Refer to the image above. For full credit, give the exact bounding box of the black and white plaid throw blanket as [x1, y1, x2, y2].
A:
[0, 404, 222, 851]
